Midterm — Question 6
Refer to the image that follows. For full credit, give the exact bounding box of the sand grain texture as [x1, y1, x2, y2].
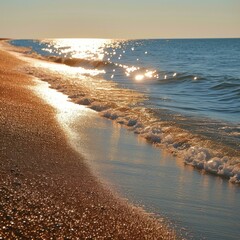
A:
[0, 48, 175, 239]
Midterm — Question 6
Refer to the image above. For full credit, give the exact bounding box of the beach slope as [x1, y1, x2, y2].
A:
[0, 48, 175, 239]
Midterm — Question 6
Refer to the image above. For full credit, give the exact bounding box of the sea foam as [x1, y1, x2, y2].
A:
[16, 51, 240, 184]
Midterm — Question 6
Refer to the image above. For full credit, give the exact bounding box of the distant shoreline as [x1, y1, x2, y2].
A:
[0, 38, 11, 41]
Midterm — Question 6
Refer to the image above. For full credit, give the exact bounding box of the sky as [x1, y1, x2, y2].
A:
[1, 0, 240, 39]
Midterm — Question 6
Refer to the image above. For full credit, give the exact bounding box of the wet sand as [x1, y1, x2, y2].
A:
[0, 47, 175, 239]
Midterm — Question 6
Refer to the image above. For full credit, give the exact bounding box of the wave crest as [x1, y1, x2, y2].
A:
[48, 56, 114, 69]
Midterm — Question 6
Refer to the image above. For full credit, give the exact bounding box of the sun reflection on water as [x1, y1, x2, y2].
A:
[135, 74, 144, 81]
[43, 38, 114, 60]
[40, 39, 200, 83]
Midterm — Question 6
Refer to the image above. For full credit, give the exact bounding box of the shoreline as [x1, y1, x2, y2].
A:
[5, 39, 239, 185]
[0, 46, 175, 238]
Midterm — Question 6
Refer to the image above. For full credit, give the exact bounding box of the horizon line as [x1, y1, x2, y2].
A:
[2, 37, 240, 41]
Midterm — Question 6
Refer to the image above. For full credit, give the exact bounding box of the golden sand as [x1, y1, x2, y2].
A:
[0, 48, 175, 239]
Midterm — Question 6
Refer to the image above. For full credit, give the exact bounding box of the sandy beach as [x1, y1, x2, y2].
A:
[0, 47, 175, 239]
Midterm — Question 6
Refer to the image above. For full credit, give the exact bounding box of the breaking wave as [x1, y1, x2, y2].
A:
[19, 57, 240, 185]
[48, 56, 115, 69]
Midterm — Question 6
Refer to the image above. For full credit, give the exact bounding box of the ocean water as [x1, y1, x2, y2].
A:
[11, 39, 240, 121]
[10, 38, 240, 183]
[31, 76, 240, 240]
[8, 39, 240, 239]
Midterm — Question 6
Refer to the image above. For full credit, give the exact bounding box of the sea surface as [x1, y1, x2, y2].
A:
[9, 39, 240, 239]
[10, 38, 240, 182]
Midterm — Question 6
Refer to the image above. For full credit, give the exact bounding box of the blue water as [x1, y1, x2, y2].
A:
[108, 39, 240, 123]
[11, 38, 240, 158]
[11, 39, 240, 123]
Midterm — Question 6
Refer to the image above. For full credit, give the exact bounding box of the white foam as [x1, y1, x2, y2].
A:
[95, 104, 240, 183]
[183, 146, 240, 183]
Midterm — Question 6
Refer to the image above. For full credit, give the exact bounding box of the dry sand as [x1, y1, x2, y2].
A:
[0, 47, 176, 239]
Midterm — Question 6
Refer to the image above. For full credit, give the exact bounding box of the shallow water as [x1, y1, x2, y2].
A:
[70, 112, 240, 240]
[32, 74, 240, 240]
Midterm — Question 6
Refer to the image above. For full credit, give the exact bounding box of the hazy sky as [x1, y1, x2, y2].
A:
[1, 0, 240, 38]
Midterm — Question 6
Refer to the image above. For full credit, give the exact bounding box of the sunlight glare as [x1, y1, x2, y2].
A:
[44, 39, 113, 61]
[135, 74, 144, 81]
[145, 70, 155, 78]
